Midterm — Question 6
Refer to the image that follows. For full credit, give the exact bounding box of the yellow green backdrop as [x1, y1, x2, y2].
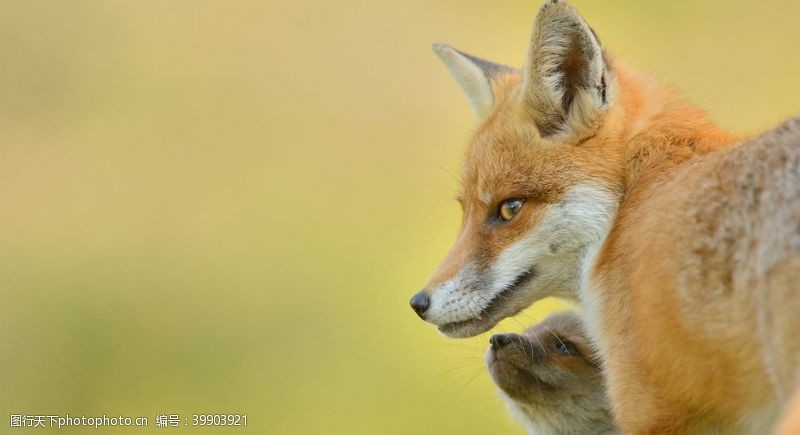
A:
[1, 0, 799, 433]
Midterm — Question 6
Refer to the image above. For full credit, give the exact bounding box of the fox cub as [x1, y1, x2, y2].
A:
[487, 312, 615, 434]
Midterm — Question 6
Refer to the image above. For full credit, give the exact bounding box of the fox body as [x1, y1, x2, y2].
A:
[487, 312, 615, 434]
[596, 117, 800, 433]
[411, 1, 800, 432]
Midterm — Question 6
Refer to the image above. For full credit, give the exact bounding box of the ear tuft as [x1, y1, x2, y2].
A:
[433, 44, 516, 119]
[522, 1, 612, 137]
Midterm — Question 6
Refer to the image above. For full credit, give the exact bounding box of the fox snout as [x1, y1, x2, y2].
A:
[486, 332, 542, 375]
[490, 333, 518, 350]
[409, 292, 430, 318]
[488, 333, 538, 363]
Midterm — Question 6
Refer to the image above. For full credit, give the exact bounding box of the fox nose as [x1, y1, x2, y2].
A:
[409, 292, 430, 318]
[490, 333, 516, 350]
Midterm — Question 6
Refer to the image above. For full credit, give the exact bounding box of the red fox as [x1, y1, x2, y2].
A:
[409, 0, 800, 432]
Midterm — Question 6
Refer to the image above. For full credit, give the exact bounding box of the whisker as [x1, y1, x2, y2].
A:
[542, 323, 570, 356]
[456, 366, 487, 395]
[531, 328, 546, 359]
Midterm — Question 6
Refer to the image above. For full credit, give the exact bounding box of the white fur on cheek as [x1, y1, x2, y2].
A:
[494, 185, 620, 300]
[490, 207, 556, 293]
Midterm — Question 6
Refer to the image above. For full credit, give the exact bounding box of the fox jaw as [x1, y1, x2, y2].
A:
[410, 0, 623, 338]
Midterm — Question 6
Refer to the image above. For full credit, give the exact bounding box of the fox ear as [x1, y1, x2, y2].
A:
[522, 0, 612, 137]
[433, 43, 516, 119]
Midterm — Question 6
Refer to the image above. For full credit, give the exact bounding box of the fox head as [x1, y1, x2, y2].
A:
[410, 0, 626, 338]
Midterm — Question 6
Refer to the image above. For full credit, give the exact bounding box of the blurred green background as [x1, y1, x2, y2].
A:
[1, 0, 799, 434]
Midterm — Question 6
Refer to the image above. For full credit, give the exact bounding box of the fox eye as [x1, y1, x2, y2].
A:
[498, 198, 524, 221]
[556, 340, 579, 356]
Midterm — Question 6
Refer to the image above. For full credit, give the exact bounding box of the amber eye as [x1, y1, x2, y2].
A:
[498, 198, 524, 221]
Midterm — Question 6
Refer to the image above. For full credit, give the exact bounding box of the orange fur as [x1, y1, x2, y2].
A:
[775, 387, 800, 435]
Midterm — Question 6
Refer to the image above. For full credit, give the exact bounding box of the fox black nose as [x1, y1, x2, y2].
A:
[409, 292, 430, 318]
[490, 333, 516, 350]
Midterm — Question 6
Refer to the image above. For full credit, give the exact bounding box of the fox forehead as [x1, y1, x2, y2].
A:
[460, 90, 623, 210]
[461, 112, 579, 207]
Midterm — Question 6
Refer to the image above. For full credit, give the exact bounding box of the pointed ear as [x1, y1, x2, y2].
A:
[433, 43, 516, 119]
[522, 0, 612, 137]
